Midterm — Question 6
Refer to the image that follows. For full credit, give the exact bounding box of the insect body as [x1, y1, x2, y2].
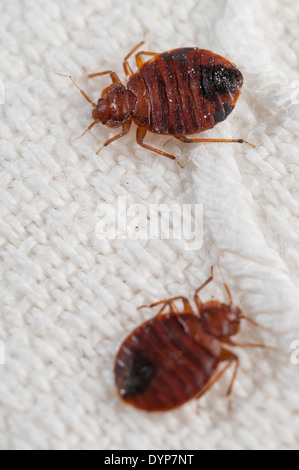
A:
[59, 42, 254, 168]
[114, 266, 268, 412]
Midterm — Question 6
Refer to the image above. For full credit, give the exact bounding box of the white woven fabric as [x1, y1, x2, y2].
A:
[1, 0, 299, 450]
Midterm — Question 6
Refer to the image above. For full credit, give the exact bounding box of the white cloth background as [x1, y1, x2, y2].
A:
[1, 0, 299, 450]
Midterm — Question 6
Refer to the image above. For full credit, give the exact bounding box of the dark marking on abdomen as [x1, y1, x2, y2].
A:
[214, 101, 234, 123]
[115, 353, 157, 398]
[199, 65, 243, 101]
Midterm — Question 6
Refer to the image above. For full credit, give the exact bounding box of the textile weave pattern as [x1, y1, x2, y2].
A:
[0, 0, 299, 450]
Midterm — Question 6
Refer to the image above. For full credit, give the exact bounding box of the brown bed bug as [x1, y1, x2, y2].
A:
[114, 264, 271, 412]
[58, 41, 254, 168]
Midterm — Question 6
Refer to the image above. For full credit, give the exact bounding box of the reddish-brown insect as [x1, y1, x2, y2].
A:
[114, 265, 269, 412]
[58, 41, 254, 168]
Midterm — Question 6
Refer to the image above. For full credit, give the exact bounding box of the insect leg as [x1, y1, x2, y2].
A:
[138, 297, 193, 315]
[135, 51, 159, 68]
[83, 68, 122, 84]
[123, 40, 146, 77]
[196, 348, 239, 399]
[225, 354, 239, 396]
[194, 266, 214, 311]
[153, 297, 193, 314]
[175, 135, 255, 148]
[137, 300, 176, 316]
[157, 301, 178, 317]
[56, 73, 96, 107]
[223, 338, 276, 351]
[179, 298, 193, 314]
[96, 119, 132, 154]
[136, 127, 184, 168]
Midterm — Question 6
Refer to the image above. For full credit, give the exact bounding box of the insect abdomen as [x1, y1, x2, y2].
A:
[115, 313, 221, 411]
[137, 48, 242, 136]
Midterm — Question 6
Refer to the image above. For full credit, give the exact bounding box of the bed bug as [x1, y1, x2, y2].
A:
[58, 41, 254, 168]
[114, 264, 271, 412]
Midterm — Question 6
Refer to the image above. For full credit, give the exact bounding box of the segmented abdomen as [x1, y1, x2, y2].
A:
[134, 47, 242, 135]
[114, 313, 221, 411]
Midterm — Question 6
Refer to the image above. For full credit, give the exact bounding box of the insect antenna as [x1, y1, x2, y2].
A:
[216, 253, 233, 305]
[56, 73, 97, 107]
[239, 314, 275, 335]
[72, 120, 100, 141]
